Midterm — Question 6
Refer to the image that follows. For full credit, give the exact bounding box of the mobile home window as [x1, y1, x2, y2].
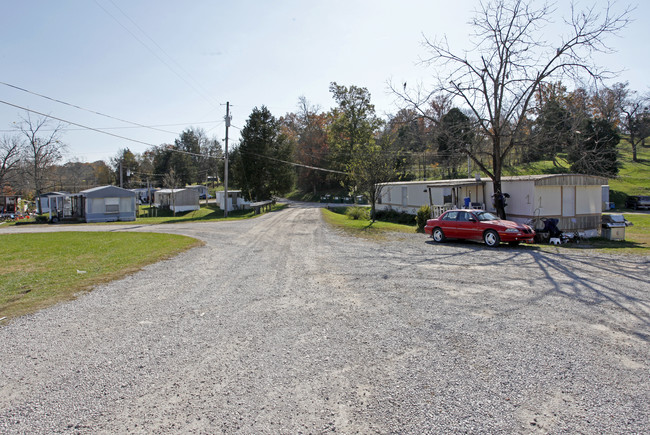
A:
[105, 197, 120, 214]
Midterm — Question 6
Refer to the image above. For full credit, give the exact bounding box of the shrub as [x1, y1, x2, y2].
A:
[374, 209, 416, 226]
[35, 215, 48, 224]
[415, 205, 431, 233]
[345, 206, 369, 220]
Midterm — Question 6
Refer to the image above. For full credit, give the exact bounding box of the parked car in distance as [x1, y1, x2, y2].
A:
[624, 195, 650, 210]
[199, 193, 213, 200]
[424, 209, 535, 247]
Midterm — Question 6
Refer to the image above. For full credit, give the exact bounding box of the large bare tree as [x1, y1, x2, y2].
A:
[16, 113, 66, 213]
[0, 135, 24, 195]
[617, 86, 650, 162]
[394, 0, 630, 218]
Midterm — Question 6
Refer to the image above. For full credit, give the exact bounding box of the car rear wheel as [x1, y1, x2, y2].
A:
[432, 227, 446, 243]
[484, 230, 500, 247]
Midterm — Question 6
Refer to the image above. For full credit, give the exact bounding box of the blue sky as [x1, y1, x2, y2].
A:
[1, 1, 647, 164]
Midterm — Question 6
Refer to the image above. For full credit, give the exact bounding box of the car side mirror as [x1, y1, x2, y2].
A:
[468, 217, 477, 222]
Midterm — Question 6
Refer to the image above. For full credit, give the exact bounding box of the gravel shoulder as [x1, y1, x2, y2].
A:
[1, 204, 649, 433]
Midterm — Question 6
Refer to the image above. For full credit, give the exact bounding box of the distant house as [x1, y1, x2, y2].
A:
[215, 190, 250, 211]
[154, 188, 199, 212]
[185, 185, 209, 198]
[37, 191, 68, 215]
[130, 187, 158, 204]
[79, 185, 137, 222]
[377, 174, 608, 236]
[0, 195, 20, 216]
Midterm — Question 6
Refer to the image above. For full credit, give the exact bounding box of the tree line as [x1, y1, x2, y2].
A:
[2, 80, 646, 218]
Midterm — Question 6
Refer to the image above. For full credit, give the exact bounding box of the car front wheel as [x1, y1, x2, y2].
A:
[432, 227, 446, 243]
[484, 230, 500, 247]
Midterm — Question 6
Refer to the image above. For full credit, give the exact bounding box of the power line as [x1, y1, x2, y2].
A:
[0, 99, 223, 160]
[241, 150, 348, 175]
[108, 0, 221, 109]
[0, 120, 221, 133]
[0, 81, 223, 135]
[95, 0, 221, 111]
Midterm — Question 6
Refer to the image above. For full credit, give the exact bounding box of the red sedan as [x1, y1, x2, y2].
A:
[424, 209, 535, 247]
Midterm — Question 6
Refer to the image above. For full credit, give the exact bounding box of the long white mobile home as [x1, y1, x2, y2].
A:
[376, 181, 433, 215]
[154, 188, 199, 212]
[377, 174, 608, 235]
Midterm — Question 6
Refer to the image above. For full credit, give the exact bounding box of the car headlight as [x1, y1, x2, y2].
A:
[505, 228, 519, 233]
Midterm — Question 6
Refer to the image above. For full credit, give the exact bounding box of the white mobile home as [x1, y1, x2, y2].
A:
[154, 188, 199, 212]
[378, 174, 608, 235]
[186, 185, 209, 198]
[215, 190, 250, 211]
[376, 181, 433, 215]
[493, 175, 607, 235]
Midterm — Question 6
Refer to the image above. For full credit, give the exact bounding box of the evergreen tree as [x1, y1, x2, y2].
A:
[172, 129, 202, 185]
[233, 106, 295, 200]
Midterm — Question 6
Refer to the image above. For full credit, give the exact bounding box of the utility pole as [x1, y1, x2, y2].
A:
[224, 102, 231, 217]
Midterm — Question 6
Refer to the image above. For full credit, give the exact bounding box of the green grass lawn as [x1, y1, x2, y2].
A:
[134, 203, 287, 224]
[13, 203, 288, 226]
[581, 213, 650, 254]
[0, 232, 202, 321]
[321, 208, 416, 240]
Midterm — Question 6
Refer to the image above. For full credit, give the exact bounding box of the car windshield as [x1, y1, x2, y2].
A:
[474, 211, 499, 221]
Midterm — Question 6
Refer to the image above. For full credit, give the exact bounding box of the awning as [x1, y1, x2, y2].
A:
[426, 178, 486, 188]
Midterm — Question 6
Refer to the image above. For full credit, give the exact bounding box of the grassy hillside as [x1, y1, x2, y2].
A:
[502, 137, 650, 207]
[608, 138, 650, 205]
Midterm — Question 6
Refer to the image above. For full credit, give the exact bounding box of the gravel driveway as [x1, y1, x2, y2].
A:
[1, 203, 648, 433]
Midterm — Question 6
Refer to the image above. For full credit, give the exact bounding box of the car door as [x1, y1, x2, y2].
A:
[454, 211, 471, 240]
[440, 211, 460, 238]
[465, 211, 484, 241]
[455, 211, 482, 241]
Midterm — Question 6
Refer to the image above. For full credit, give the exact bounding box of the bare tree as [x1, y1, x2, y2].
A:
[590, 82, 650, 162]
[393, 0, 631, 218]
[0, 135, 24, 195]
[16, 113, 66, 213]
[618, 86, 650, 162]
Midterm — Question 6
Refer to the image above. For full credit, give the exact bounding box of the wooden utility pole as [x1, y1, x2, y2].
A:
[224, 102, 231, 217]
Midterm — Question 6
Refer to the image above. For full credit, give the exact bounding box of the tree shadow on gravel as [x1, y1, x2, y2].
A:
[522, 250, 650, 339]
[415, 240, 650, 341]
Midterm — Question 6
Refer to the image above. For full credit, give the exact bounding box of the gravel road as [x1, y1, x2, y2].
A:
[1, 203, 649, 434]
